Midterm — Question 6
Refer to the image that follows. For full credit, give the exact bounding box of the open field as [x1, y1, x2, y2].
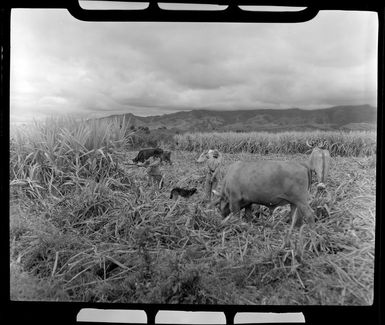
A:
[10, 119, 375, 304]
[10, 142, 375, 304]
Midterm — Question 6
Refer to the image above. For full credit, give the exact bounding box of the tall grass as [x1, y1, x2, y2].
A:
[10, 116, 133, 199]
[9, 118, 375, 304]
[175, 131, 376, 157]
[10, 150, 375, 304]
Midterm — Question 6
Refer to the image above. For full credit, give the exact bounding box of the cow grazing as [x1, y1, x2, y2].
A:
[212, 160, 314, 230]
[132, 148, 164, 163]
[160, 151, 172, 164]
[170, 187, 197, 199]
[306, 140, 331, 189]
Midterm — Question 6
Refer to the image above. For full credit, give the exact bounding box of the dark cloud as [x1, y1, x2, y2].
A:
[10, 9, 378, 123]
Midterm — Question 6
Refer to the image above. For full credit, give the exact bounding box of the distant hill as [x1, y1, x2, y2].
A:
[98, 104, 376, 133]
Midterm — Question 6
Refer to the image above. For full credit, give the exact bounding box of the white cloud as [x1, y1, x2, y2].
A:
[10, 9, 378, 123]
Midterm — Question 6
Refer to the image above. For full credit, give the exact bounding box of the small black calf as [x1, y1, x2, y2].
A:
[132, 148, 164, 163]
[170, 187, 197, 199]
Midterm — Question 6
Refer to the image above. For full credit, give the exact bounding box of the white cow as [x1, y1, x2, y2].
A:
[306, 140, 331, 190]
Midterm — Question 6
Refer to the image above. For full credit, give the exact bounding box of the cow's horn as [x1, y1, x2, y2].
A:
[323, 140, 329, 148]
[212, 189, 221, 196]
[306, 139, 313, 148]
[318, 140, 327, 148]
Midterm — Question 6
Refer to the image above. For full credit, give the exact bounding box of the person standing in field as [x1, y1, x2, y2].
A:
[141, 156, 164, 189]
[197, 149, 223, 202]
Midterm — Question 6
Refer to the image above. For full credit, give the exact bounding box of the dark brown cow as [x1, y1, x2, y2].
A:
[213, 160, 314, 230]
[132, 148, 164, 163]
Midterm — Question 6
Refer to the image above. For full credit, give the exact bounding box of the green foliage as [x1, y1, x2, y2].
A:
[10, 117, 132, 199]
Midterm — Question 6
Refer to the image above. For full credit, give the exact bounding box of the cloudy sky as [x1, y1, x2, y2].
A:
[10, 7, 378, 124]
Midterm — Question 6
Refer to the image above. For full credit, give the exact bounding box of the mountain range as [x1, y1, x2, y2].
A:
[98, 104, 376, 133]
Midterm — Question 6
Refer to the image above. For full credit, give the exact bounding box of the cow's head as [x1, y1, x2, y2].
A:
[209, 149, 220, 159]
[306, 139, 328, 150]
[190, 188, 198, 195]
[211, 189, 230, 218]
[170, 188, 178, 199]
[161, 151, 172, 164]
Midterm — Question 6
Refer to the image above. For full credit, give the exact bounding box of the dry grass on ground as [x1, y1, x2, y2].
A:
[10, 150, 375, 305]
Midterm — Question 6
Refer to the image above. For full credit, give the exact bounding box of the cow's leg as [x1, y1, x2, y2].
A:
[155, 175, 163, 190]
[229, 200, 241, 219]
[222, 201, 231, 218]
[294, 208, 303, 228]
[204, 173, 213, 202]
[297, 202, 315, 229]
[149, 175, 156, 190]
[280, 204, 297, 249]
[220, 201, 233, 224]
[211, 174, 219, 192]
[147, 175, 152, 187]
[288, 203, 298, 234]
[244, 204, 253, 221]
[267, 206, 275, 223]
